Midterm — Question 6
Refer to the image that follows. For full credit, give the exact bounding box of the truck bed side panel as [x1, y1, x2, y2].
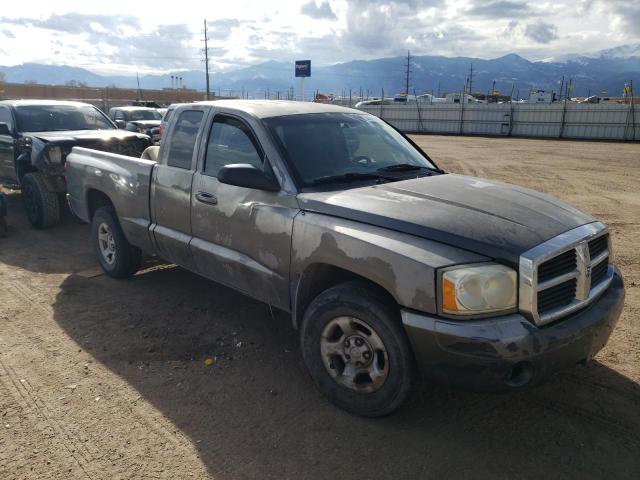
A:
[66, 147, 156, 253]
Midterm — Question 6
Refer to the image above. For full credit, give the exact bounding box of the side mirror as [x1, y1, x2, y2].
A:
[115, 120, 126, 129]
[0, 122, 11, 135]
[217, 164, 280, 192]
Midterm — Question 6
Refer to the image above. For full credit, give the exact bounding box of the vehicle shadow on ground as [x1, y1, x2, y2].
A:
[0, 190, 96, 274]
[50, 264, 640, 480]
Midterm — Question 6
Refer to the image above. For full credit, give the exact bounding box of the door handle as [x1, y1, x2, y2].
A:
[195, 191, 218, 205]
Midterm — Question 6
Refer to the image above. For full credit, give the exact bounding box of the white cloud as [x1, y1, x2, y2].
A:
[0, 0, 637, 75]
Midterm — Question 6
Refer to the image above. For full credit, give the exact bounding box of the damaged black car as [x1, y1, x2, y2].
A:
[0, 100, 150, 228]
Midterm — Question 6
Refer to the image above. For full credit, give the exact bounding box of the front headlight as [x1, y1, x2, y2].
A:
[441, 263, 517, 316]
[47, 146, 63, 164]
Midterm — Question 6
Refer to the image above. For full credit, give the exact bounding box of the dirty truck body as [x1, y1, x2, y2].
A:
[65, 100, 625, 416]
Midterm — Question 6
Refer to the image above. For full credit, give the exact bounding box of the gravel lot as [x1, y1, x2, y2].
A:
[0, 135, 638, 480]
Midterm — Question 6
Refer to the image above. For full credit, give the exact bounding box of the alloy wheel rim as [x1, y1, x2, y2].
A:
[320, 316, 389, 394]
[97, 222, 116, 265]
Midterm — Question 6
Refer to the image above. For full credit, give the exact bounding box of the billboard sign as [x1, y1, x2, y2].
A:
[295, 60, 311, 78]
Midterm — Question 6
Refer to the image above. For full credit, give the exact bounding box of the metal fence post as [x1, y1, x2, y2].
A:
[413, 88, 424, 132]
[458, 92, 465, 135]
[508, 100, 515, 136]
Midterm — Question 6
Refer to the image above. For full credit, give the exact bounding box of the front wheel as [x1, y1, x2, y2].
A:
[91, 206, 141, 278]
[21, 172, 60, 228]
[300, 281, 416, 417]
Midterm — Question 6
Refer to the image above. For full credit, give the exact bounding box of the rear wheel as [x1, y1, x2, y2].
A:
[300, 281, 416, 417]
[91, 206, 141, 278]
[21, 172, 60, 228]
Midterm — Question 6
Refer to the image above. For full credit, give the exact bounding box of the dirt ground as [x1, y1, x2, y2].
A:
[0, 135, 638, 480]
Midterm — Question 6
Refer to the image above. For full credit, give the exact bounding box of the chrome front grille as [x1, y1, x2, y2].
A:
[519, 222, 614, 326]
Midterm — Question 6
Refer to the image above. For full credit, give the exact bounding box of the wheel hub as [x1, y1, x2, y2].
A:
[320, 316, 389, 394]
[344, 336, 373, 367]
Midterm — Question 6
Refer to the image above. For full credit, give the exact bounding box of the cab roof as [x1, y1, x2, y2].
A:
[193, 100, 363, 119]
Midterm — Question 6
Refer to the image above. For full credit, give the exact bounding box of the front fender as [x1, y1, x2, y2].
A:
[291, 212, 489, 315]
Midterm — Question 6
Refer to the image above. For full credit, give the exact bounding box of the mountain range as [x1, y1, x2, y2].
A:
[1, 44, 638, 99]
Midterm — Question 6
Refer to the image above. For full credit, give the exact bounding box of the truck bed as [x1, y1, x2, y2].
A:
[66, 146, 157, 253]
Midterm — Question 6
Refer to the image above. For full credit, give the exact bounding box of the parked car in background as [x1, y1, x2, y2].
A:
[108, 106, 163, 143]
[66, 100, 625, 416]
[0, 100, 150, 228]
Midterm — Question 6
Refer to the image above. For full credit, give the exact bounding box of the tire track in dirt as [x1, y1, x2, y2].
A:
[0, 273, 209, 479]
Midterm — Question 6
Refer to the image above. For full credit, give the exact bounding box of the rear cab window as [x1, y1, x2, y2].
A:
[166, 110, 204, 169]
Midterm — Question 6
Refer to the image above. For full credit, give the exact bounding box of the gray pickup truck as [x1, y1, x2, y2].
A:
[65, 101, 625, 416]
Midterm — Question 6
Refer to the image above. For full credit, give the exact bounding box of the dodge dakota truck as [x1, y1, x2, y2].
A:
[65, 101, 625, 416]
[0, 100, 150, 228]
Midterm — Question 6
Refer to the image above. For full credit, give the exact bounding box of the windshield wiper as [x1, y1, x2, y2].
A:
[377, 163, 427, 172]
[377, 163, 445, 175]
[310, 172, 387, 186]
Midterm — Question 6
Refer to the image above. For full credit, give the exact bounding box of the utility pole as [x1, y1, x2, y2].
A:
[136, 72, 142, 100]
[404, 50, 412, 96]
[203, 19, 211, 100]
[468, 63, 474, 97]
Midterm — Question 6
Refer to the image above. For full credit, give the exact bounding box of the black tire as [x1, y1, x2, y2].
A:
[91, 206, 142, 278]
[0, 217, 7, 238]
[300, 281, 416, 417]
[21, 172, 60, 228]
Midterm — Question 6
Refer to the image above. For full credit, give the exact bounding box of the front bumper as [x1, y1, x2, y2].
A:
[402, 268, 625, 391]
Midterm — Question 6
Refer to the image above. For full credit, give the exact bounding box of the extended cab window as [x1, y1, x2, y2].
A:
[204, 116, 263, 177]
[167, 110, 204, 169]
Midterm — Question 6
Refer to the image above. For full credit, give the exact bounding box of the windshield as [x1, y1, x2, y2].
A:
[264, 113, 436, 187]
[126, 109, 163, 121]
[15, 105, 114, 132]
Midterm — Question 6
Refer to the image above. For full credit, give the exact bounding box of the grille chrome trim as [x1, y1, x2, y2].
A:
[519, 222, 613, 326]
[537, 270, 578, 291]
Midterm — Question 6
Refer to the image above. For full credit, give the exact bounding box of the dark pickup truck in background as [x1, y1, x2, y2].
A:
[108, 106, 163, 143]
[0, 100, 150, 228]
[65, 100, 625, 416]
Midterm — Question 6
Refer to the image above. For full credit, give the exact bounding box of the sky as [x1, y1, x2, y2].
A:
[0, 0, 638, 76]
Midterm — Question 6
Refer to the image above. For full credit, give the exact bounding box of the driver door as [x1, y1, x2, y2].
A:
[189, 113, 297, 310]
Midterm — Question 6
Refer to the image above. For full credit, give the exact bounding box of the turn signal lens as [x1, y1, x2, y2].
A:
[442, 277, 459, 312]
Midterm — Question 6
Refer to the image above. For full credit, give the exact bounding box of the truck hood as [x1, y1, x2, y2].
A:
[24, 129, 147, 143]
[297, 174, 595, 267]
